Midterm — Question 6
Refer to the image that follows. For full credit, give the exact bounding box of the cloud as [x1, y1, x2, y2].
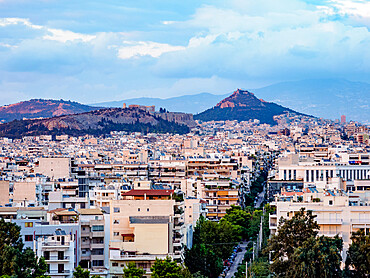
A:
[0, 0, 369, 115]
[117, 41, 185, 59]
[329, 0, 370, 18]
[0, 17, 42, 29]
[43, 28, 96, 43]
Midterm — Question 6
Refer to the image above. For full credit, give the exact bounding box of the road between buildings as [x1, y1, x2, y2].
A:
[255, 183, 266, 208]
[225, 241, 249, 278]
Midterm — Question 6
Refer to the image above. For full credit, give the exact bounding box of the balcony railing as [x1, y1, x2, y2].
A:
[47, 270, 71, 274]
[316, 218, 343, 225]
[45, 256, 70, 261]
[42, 241, 71, 246]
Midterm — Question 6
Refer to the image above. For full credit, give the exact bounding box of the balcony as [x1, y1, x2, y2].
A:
[42, 242, 70, 248]
[316, 218, 343, 225]
[91, 243, 104, 249]
[46, 270, 71, 275]
[45, 256, 70, 262]
[111, 253, 168, 261]
[351, 219, 370, 225]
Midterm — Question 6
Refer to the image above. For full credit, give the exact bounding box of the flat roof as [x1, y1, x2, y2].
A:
[121, 189, 174, 196]
[129, 216, 169, 224]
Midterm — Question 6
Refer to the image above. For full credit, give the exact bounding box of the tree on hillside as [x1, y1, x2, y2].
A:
[291, 235, 343, 278]
[150, 257, 183, 278]
[122, 262, 145, 278]
[0, 218, 49, 278]
[265, 208, 319, 277]
[345, 230, 370, 277]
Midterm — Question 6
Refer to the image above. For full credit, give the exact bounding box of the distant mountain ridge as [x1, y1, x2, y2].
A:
[0, 108, 193, 138]
[91, 78, 369, 123]
[0, 99, 101, 123]
[90, 93, 229, 114]
[253, 79, 370, 124]
[194, 89, 306, 124]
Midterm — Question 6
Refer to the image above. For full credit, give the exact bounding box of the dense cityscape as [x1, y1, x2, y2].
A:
[1, 0, 370, 277]
[0, 102, 369, 277]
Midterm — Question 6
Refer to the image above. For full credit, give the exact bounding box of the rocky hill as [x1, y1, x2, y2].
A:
[0, 107, 194, 138]
[194, 89, 306, 124]
[0, 99, 101, 123]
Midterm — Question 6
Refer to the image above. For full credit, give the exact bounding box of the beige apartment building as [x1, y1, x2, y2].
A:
[109, 189, 185, 277]
[36, 157, 71, 180]
[270, 188, 370, 258]
[12, 181, 36, 207]
[0, 180, 9, 205]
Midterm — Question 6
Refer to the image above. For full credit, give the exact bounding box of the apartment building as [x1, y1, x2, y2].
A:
[37, 231, 76, 278]
[278, 153, 370, 185]
[201, 178, 239, 221]
[36, 157, 71, 180]
[109, 189, 185, 277]
[269, 188, 370, 258]
[79, 208, 109, 277]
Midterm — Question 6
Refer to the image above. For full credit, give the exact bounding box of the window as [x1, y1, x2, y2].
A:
[58, 264, 64, 273]
[92, 238, 104, 244]
[112, 263, 118, 267]
[113, 232, 119, 236]
[91, 248, 104, 255]
[44, 251, 50, 260]
[25, 222, 33, 228]
[92, 225, 104, 232]
[114, 220, 120, 224]
[147, 208, 149, 212]
[92, 260, 104, 267]
[58, 251, 64, 260]
[329, 200, 333, 205]
[25, 235, 33, 241]
[138, 208, 140, 212]
[114, 207, 120, 213]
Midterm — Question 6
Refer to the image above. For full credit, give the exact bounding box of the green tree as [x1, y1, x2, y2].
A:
[291, 235, 343, 278]
[345, 230, 370, 277]
[150, 256, 183, 278]
[73, 265, 90, 278]
[122, 262, 145, 278]
[0, 218, 49, 278]
[185, 216, 239, 277]
[265, 208, 319, 277]
[184, 244, 223, 278]
[222, 205, 251, 239]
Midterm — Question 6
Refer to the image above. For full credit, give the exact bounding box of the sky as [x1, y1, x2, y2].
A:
[0, 0, 369, 105]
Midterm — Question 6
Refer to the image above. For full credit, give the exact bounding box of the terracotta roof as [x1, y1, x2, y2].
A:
[281, 192, 303, 196]
[121, 189, 174, 196]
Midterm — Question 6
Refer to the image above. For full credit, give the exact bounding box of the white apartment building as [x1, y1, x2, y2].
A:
[270, 188, 370, 259]
[278, 154, 370, 187]
[37, 231, 76, 278]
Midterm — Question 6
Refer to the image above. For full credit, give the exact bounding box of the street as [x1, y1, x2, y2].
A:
[225, 241, 249, 278]
[255, 183, 266, 208]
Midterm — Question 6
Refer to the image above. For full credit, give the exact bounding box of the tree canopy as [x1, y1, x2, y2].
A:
[265, 208, 320, 277]
[345, 230, 370, 278]
[291, 235, 343, 278]
[0, 218, 49, 278]
[122, 262, 145, 278]
[150, 256, 184, 278]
